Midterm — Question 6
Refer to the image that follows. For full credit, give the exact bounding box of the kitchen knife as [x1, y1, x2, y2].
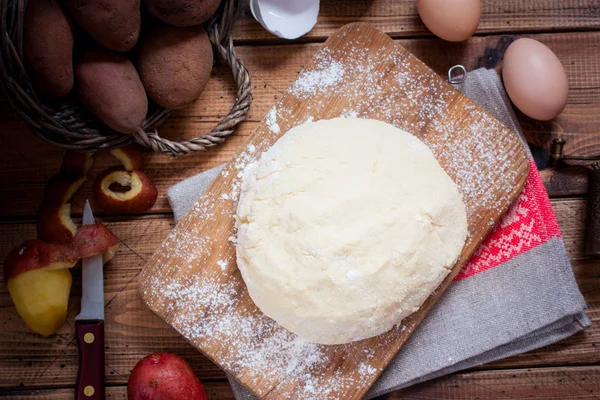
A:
[75, 201, 105, 400]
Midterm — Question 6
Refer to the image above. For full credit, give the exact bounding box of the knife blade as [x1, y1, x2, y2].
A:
[75, 200, 105, 400]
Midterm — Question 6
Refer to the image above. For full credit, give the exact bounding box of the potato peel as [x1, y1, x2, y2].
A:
[73, 222, 119, 259]
[110, 144, 143, 171]
[94, 167, 158, 214]
[3, 240, 79, 281]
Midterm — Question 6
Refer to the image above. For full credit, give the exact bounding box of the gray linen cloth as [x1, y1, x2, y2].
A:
[167, 68, 590, 399]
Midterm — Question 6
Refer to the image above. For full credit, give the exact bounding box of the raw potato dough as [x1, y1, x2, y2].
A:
[236, 118, 468, 345]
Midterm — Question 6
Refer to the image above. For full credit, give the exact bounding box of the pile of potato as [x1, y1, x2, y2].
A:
[24, 0, 221, 134]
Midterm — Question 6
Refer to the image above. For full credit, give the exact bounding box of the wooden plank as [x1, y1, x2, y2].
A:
[1, 365, 600, 400]
[553, 198, 587, 262]
[2, 32, 598, 218]
[232, 0, 600, 43]
[0, 198, 598, 389]
[139, 23, 529, 400]
[391, 365, 600, 400]
[0, 382, 234, 399]
[540, 166, 589, 198]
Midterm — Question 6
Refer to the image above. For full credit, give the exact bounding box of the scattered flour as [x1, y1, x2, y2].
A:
[358, 362, 377, 376]
[143, 32, 525, 399]
[341, 109, 359, 119]
[266, 107, 280, 134]
[147, 274, 384, 398]
[289, 48, 346, 99]
[216, 260, 228, 271]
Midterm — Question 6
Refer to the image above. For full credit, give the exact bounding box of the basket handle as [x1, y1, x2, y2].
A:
[132, 0, 252, 157]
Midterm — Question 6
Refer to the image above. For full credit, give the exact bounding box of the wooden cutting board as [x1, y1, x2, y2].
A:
[139, 23, 529, 399]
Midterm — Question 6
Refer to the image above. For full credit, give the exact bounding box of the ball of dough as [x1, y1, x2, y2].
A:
[236, 118, 468, 345]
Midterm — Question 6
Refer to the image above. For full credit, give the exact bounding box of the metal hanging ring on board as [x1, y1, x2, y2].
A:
[448, 65, 467, 84]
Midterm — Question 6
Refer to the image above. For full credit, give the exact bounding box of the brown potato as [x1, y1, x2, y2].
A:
[75, 48, 148, 134]
[66, 0, 140, 52]
[138, 25, 213, 109]
[23, 0, 74, 99]
[145, 0, 221, 27]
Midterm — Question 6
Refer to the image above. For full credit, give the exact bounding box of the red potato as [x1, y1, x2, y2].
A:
[128, 353, 209, 400]
[66, 0, 141, 52]
[93, 167, 158, 214]
[75, 48, 148, 134]
[24, 0, 74, 98]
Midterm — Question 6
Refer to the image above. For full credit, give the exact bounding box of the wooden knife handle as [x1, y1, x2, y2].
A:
[76, 320, 105, 400]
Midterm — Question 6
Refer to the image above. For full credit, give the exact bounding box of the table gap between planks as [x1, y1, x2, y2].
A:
[0, 0, 599, 398]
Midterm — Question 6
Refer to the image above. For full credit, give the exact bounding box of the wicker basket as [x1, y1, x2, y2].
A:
[0, 0, 252, 156]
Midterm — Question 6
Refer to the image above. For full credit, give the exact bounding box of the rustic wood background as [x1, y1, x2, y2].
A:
[0, 1, 599, 398]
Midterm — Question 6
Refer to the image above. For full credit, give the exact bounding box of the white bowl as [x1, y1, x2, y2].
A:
[250, 0, 320, 40]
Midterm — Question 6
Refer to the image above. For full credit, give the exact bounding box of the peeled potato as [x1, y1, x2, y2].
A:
[137, 25, 213, 109]
[8, 268, 72, 337]
[4, 240, 78, 336]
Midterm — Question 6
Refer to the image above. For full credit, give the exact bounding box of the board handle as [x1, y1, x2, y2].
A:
[75, 320, 105, 400]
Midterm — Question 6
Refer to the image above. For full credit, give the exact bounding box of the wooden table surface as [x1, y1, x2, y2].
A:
[1, 1, 599, 398]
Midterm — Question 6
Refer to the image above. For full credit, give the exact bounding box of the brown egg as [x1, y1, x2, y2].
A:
[417, 0, 481, 42]
[502, 38, 568, 121]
